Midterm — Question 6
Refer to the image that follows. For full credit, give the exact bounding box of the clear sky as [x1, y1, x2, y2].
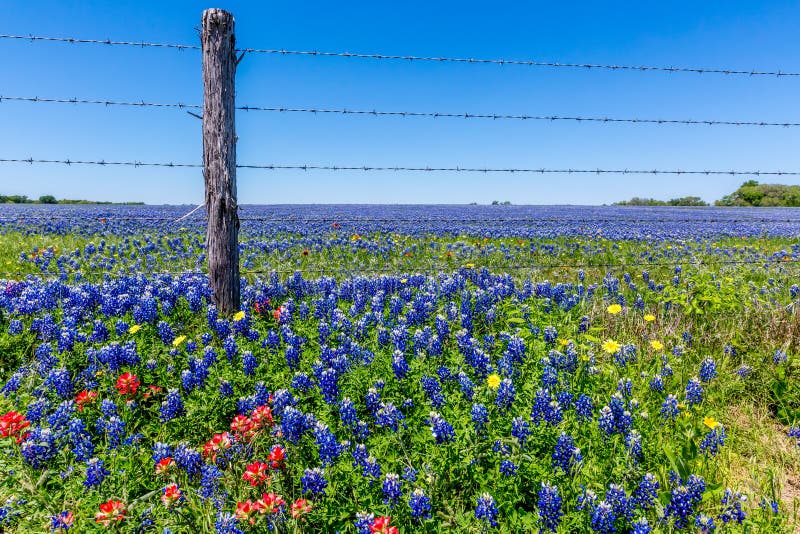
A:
[2, 1, 800, 205]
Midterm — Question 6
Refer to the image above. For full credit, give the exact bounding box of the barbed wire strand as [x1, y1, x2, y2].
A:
[2, 157, 799, 176]
[3, 215, 800, 224]
[2, 33, 800, 78]
[3, 95, 800, 128]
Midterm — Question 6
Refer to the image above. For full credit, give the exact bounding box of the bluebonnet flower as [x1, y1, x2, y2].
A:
[382, 473, 402, 506]
[700, 425, 727, 456]
[314, 422, 343, 466]
[736, 365, 752, 379]
[409, 488, 431, 519]
[625, 430, 643, 462]
[301, 467, 327, 497]
[543, 326, 558, 344]
[84, 457, 109, 488]
[665, 473, 706, 529]
[695, 514, 716, 532]
[685, 378, 703, 405]
[699, 358, 717, 382]
[375, 402, 405, 432]
[575, 394, 593, 421]
[511, 417, 531, 445]
[552, 433, 581, 473]
[633, 473, 659, 509]
[392, 351, 409, 380]
[660, 394, 679, 420]
[717, 488, 747, 524]
[403, 467, 418, 482]
[495, 378, 516, 412]
[318, 367, 339, 404]
[649, 374, 664, 392]
[471, 404, 489, 433]
[427, 412, 455, 444]
[457, 372, 475, 401]
[20, 426, 58, 468]
[537, 482, 562, 532]
[606, 483, 634, 521]
[7, 320, 23, 336]
[152, 442, 172, 464]
[420, 375, 445, 408]
[173, 442, 202, 477]
[160, 389, 185, 422]
[590, 501, 615, 534]
[242, 351, 257, 376]
[354, 512, 375, 534]
[280, 407, 310, 444]
[362, 456, 381, 479]
[199, 464, 222, 499]
[219, 381, 234, 398]
[215, 512, 244, 534]
[773, 349, 788, 365]
[631, 518, 651, 534]
[45, 368, 72, 399]
[339, 398, 358, 428]
[157, 321, 175, 345]
[499, 460, 518, 477]
[475, 493, 499, 527]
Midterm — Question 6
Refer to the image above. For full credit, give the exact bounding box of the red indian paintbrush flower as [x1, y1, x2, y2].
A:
[203, 431, 233, 463]
[230, 414, 253, 441]
[250, 405, 273, 429]
[1, 411, 30, 443]
[75, 390, 98, 411]
[235, 500, 258, 525]
[291, 498, 312, 519]
[243, 461, 271, 487]
[155, 457, 175, 476]
[256, 492, 286, 514]
[115, 373, 140, 396]
[95, 499, 126, 526]
[161, 484, 183, 508]
[267, 445, 286, 470]
[370, 516, 399, 534]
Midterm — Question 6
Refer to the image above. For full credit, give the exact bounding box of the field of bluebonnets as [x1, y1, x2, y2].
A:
[1, 204, 800, 533]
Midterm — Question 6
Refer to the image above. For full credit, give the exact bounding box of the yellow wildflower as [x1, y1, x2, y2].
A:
[172, 335, 187, 347]
[602, 339, 621, 354]
[233, 311, 246, 321]
[643, 314, 656, 322]
[558, 339, 569, 347]
[650, 340, 664, 351]
[465, 263, 475, 269]
[400, 278, 408, 284]
[703, 416, 720, 429]
[607, 304, 622, 315]
[129, 324, 141, 334]
[487, 374, 501, 389]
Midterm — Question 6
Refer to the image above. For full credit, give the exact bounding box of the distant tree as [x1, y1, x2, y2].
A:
[38, 195, 58, 204]
[616, 196, 708, 207]
[715, 181, 800, 207]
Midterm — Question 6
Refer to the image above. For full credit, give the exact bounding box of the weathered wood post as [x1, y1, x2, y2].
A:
[201, 8, 240, 313]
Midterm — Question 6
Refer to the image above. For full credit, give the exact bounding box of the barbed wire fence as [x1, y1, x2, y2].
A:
[2, 17, 800, 306]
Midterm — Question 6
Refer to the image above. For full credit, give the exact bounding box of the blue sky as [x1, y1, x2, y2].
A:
[1, 1, 800, 205]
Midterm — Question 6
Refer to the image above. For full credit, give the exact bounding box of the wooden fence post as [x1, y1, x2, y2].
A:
[201, 8, 240, 314]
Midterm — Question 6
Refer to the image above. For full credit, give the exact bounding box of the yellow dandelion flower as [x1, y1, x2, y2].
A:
[129, 324, 141, 334]
[487, 374, 501, 389]
[465, 263, 475, 269]
[400, 278, 408, 284]
[607, 304, 622, 315]
[650, 340, 664, 351]
[558, 339, 569, 347]
[643, 314, 656, 322]
[703, 416, 720, 429]
[172, 335, 187, 347]
[602, 339, 621, 354]
[233, 311, 246, 321]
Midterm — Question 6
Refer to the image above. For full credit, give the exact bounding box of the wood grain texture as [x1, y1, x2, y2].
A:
[202, 8, 240, 314]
